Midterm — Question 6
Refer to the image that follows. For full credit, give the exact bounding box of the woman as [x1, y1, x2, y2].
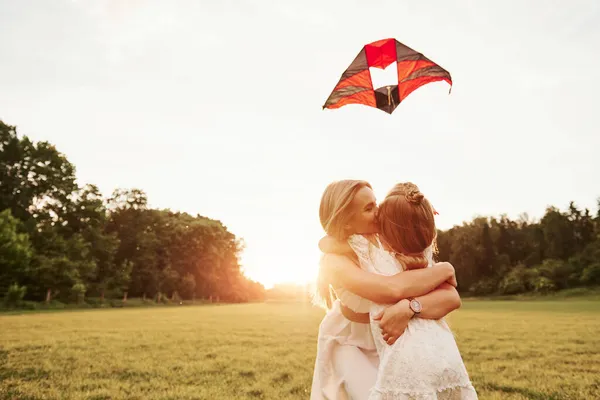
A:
[310, 180, 462, 400]
[321, 182, 478, 399]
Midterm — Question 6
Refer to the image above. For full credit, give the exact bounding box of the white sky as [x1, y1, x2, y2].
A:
[1, 0, 599, 288]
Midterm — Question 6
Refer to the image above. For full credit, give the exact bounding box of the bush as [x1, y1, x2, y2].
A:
[4, 283, 27, 306]
[21, 301, 39, 310]
[538, 259, 575, 289]
[85, 297, 108, 307]
[469, 278, 498, 296]
[581, 263, 600, 285]
[522, 267, 542, 291]
[71, 283, 87, 304]
[155, 292, 170, 304]
[110, 299, 125, 308]
[499, 273, 526, 295]
[39, 300, 66, 309]
[499, 264, 538, 295]
[532, 276, 557, 294]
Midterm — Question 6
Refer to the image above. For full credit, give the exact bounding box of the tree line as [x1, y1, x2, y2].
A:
[0, 120, 265, 307]
[2, 117, 599, 307]
[436, 200, 600, 295]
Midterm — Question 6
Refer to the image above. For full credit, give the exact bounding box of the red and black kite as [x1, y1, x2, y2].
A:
[323, 38, 452, 114]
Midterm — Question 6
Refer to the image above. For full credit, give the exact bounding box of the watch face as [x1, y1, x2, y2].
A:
[410, 299, 422, 313]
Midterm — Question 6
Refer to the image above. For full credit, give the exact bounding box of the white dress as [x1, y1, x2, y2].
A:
[310, 258, 380, 399]
[348, 235, 478, 400]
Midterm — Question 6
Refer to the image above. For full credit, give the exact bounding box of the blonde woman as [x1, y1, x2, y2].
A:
[311, 180, 462, 400]
[320, 182, 477, 399]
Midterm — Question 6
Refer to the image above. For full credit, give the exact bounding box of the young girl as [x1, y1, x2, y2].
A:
[321, 182, 478, 399]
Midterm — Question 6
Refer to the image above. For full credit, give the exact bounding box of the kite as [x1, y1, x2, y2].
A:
[323, 38, 452, 114]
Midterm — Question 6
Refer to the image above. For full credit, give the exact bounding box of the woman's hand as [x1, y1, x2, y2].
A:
[372, 299, 414, 346]
[319, 235, 354, 255]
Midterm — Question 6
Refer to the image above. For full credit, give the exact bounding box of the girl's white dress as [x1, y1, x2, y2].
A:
[348, 234, 478, 400]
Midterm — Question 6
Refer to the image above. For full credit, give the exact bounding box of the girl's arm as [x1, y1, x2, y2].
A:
[319, 254, 456, 304]
[376, 282, 461, 322]
[374, 283, 462, 345]
[415, 282, 462, 318]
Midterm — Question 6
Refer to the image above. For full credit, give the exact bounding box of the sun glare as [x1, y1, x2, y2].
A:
[242, 260, 318, 289]
[240, 247, 320, 289]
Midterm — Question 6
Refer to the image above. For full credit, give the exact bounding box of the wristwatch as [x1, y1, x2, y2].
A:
[407, 297, 422, 316]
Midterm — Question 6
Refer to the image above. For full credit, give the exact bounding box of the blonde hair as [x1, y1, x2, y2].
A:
[319, 180, 373, 240]
[315, 179, 372, 308]
[378, 182, 437, 270]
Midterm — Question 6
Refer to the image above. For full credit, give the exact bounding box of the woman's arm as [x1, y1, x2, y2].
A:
[320, 254, 456, 304]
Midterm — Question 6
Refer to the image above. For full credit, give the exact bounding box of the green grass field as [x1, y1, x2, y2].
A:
[1, 300, 599, 400]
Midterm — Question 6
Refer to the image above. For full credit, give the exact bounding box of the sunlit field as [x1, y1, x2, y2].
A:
[1, 300, 599, 400]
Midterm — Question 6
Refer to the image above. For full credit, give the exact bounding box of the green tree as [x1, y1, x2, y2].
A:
[541, 206, 576, 261]
[0, 120, 77, 226]
[32, 229, 95, 303]
[64, 184, 120, 299]
[0, 209, 33, 294]
[180, 272, 197, 300]
[480, 220, 495, 277]
[4, 283, 27, 306]
[106, 189, 159, 298]
[161, 266, 180, 300]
